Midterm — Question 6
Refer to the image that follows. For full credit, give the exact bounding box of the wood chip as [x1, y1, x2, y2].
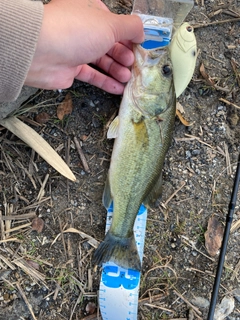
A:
[31, 217, 45, 233]
[35, 112, 50, 124]
[204, 215, 224, 257]
[57, 93, 73, 120]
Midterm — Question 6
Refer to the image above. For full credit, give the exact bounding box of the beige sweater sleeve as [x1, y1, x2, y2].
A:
[0, 0, 43, 103]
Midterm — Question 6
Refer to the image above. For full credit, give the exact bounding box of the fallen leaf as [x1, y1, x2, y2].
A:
[176, 101, 185, 114]
[176, 109, 194, 126]
[32, 217, 44, 233]
[26, 259, 40, 270]
[63, 227, 99, 248]
[57, 93, 73, 120]
[35, 112, 50, 124]
[0, 116, 76, 181]
[214, 296, 234, 320]
[199, 63, 215, 87]
[204, 215, 224, 256]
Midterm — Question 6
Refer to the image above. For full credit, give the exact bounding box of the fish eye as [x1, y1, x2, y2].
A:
[162, 65, 172, 76]
[186, 26, 193, 32]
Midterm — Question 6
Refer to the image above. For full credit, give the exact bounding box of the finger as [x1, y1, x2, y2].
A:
[95, 55, 132, 83]
[107, 42, 134, 67]
[111, 14, 144, 44]
[75, 64, 126, 94]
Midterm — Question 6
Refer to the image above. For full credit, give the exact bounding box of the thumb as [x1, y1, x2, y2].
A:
[112, 14, 144, 44]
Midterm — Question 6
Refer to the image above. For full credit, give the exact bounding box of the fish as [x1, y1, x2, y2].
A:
[93, 23, 197, 271]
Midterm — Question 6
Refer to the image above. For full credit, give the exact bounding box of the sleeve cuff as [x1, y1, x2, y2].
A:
[0, 0, 44, 102]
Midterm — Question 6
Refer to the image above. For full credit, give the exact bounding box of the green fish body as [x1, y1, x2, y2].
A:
[93, 23, 197, 271]
[93, 46, 176, 271]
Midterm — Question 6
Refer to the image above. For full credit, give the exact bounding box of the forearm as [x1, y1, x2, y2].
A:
[0, 0, 43, 103]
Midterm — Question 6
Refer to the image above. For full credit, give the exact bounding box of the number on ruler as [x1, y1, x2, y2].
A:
[102, 265, 140, 290]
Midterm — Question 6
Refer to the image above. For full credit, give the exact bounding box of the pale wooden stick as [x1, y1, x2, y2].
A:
[144, 303, 173, 313]
[0, 210, 5, 240]
[36, 173, 49, 201]
[73, 136, 90, 173]
[16, 282, 38, 320]
[173, 290, 202, 315]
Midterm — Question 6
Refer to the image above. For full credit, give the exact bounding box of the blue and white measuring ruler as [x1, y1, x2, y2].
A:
[99, 203, 148, 320]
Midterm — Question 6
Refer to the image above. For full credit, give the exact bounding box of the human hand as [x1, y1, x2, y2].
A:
[24, 0, 144, 94]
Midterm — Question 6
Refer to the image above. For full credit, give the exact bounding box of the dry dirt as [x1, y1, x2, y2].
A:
[0, 0, 240, 319]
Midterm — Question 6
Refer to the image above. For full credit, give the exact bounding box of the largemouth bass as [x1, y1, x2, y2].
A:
[93, 23, 196, 271]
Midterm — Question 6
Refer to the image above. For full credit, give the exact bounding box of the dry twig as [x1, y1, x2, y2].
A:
[173, 290, 202, 316]
[162, 181, 186, 207]
[16, 282, 38, 320]
[193, 17, 240, 28]
[144, 303, 174, 313]
[219, 97, 240, 110]
[73, 136, 90, 173]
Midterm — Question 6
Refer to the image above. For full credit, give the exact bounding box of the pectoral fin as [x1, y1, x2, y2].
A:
[143, 172, 163, 207]
[102, 174, 112, 209]
[107, 116, 119, 139]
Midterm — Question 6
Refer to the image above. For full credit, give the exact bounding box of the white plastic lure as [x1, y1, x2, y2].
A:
[170, 22, 197, 98]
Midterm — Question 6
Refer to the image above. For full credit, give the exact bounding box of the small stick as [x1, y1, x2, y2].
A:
[139, 293, 164, 304]
[144, 303, 174, 313]
[173, 290, 202, 315]
[230, 259, 240, 281]
[70, 292, 83, 320]
[1, 212, 37, 220]
[5, 203, 13, 238]
[58, 217, 68, 261]
[181, 237, 214, 262]
[0, 210, 5, 240]
[53, 269, 63, 301]
[36, 173, 49, 201]
[80, 314, 101, 320]
[0, 238, 21, 244]
[16, 282, 37, 320]
[184, 134, 216, 150]
[70, 275, 86, 294]
[73, 136, 90, 173]
[0, 254, 16, 270]
[193, 17, 240, 29]
[163, 181, 186, 207]
[230, 217, 240, 233]
[219, 97, 240, 110]
[88, 268, 93, 291]
[224, 142, 232, 175]
[5, 222, 32, 234]
[168, 319, 187, 320]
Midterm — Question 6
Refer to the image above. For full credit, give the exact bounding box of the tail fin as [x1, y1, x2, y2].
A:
[93, 231, 141, 271]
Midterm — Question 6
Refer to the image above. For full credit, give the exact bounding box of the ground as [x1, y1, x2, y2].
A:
[0, 0, 240, 319]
